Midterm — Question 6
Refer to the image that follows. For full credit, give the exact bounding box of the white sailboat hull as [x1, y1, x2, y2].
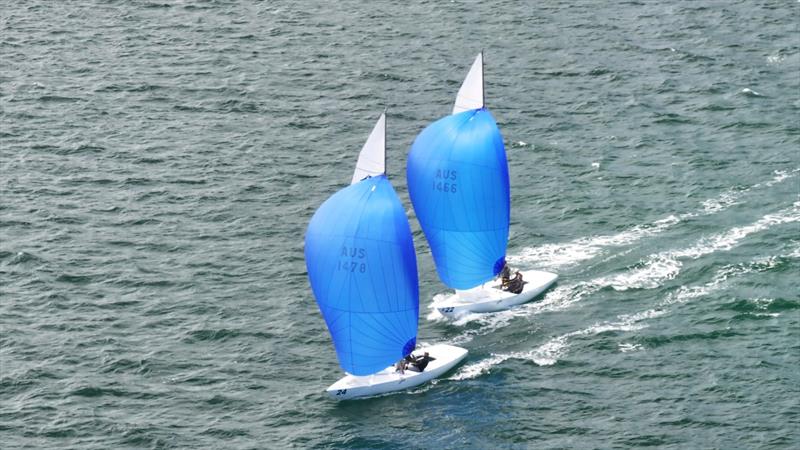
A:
[325, 344, 468, 400]
[436, 270, 558, 317]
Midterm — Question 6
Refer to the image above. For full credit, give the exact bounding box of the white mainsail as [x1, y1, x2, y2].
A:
[452, 52, 484, 114]
[351, 112, 386, 184]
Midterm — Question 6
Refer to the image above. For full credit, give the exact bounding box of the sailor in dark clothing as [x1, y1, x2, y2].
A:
[499, 263, 511, 289]
[406, 352, 436, 372]
[506, 271, 524, 294]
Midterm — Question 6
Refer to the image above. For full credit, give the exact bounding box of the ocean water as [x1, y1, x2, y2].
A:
[1, 1, 798, 448]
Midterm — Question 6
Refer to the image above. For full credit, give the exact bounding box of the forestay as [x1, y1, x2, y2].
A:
[305, 175, 419, 376]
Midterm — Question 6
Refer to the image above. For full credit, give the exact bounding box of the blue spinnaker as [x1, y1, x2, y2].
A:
[407, 108, 510, 289]
[305, 175, 419, 376]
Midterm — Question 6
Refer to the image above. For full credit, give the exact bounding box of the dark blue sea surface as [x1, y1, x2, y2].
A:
[1, 1, 798, 448]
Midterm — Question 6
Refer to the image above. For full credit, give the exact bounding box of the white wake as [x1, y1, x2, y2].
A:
[451, 250, 791, 380]
[508, 168, 798, 271]
[446, 202, 799, 378]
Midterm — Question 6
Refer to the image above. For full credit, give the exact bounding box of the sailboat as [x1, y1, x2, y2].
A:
[304, 112, 468, 400]
[407, 53, 558, 317]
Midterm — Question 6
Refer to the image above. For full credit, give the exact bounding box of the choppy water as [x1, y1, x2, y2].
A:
[2, 1, 799, 448]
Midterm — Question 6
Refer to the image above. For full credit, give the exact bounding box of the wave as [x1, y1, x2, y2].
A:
[787, 243, 800, 259]
[740, 88, 764, 97]
[761, 168, 800, 187]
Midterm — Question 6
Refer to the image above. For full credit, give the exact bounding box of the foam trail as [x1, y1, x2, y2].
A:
[763, 168, 800, 187]
[672, 201, 800, 259]
[452, 253, 787, 380]
[787, 243, 800, 259]
[508, 215, 679, 270]
[452, 319, 652, 380]
[595, 255, 682, 291]
[698, 189, 743, 214]
[510, 169, 798, 270]
[588, 201, 799, 297]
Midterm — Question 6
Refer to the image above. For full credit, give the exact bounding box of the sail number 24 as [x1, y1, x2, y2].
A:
[433, 169, 457, 193]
